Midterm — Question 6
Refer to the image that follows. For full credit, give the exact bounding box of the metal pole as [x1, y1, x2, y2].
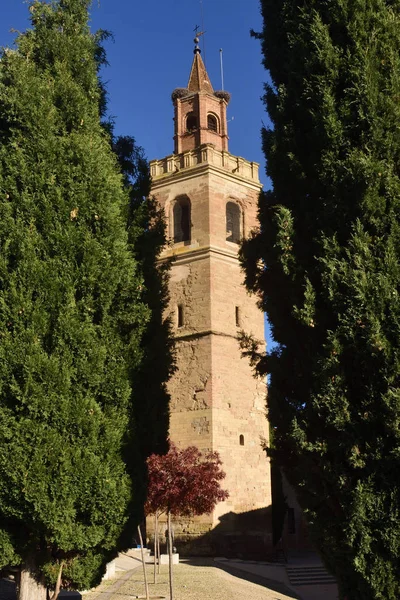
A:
[200, 0, 206, 65]
[220, 48, 224, 90]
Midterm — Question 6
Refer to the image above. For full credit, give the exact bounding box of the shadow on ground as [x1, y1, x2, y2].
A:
[180, 557, 300, 600]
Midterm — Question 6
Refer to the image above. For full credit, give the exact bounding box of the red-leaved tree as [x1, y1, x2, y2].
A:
[146, 443, 228, 598]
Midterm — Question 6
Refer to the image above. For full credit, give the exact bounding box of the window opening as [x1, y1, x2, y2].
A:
[235, 306, 241, 327]
[207, 114, 218, 132]
[226, 202, 241, 243]
[178, 305, 184, 328]
[186, 112, 197, 132]
[173, 197, 191, 243]
[239, 435, 244, 446]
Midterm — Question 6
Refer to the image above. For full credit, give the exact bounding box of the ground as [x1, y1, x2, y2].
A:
[0, 552, 339, 600]
[82, 558, 298, 600]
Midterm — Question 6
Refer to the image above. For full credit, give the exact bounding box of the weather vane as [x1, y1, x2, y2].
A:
[193, 25, 205, 38]
[193, 25, 205, 54]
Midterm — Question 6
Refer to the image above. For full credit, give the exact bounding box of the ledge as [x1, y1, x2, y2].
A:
[158, 244, 241, 265]
[150, 145, 261, 187]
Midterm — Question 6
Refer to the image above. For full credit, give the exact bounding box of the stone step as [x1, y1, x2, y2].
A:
[286, 566, 336, 586]
[124, 547, 151, 558]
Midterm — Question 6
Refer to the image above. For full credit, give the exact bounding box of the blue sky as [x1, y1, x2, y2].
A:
[1, 1, 269, 185]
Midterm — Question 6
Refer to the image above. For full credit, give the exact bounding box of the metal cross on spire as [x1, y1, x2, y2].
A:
[193, 25, 205, 55]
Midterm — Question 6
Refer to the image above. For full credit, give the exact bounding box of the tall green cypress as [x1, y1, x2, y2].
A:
[112, 135, 174, 535]
[0, 1, 150, 596]
[242, 2, 400, 598]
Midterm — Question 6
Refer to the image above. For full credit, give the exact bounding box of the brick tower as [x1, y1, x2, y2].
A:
[149, 39, 272, 556]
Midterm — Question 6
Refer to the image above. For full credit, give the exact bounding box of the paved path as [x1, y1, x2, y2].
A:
[0, 550, 339, 600]
[83, 556, 298, 600]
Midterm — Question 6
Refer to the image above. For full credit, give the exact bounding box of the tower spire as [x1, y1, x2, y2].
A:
[187, 35, 213, 94]
[171, 36, 231, 154]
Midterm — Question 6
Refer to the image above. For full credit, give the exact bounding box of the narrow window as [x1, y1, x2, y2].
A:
[239, 435, 244, 446]
[235, 306, 241, 327]
[226, 202, 241, 243]
[178, 305, 184, 328]
[186, 112, 197, 132]
[173, 197, 191, 243]
[287, 508, 296, 534]
[207, 114, 218, 132]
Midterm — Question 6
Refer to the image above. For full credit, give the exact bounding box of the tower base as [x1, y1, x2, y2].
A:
[147, 506, 273, 560]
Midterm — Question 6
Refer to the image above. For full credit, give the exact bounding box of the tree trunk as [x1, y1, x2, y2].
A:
[157, 518, 161, 575]
[153, 512, 158, 584]
[18, 557, 47, 600]
[167, 511, 173, 600]
[50, 562, 63, 600]
[137, 524, 150, 600]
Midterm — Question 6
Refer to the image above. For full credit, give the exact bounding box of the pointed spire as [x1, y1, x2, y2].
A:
[187, 37, 214, 94]
[171, 34, 229, 154]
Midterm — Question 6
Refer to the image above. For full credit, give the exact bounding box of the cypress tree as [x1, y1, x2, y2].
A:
[0, 1, 151, 596]
[112, 135, 174, 534]
[242, 2, 400, 598]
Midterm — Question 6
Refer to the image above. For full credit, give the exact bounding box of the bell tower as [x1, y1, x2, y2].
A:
[149, 38, 272, 556]
[173, 38, 229, 154]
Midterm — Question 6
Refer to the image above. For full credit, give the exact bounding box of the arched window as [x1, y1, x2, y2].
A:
[207, 113, 218, 132]
[186, 112, 197, 132]
[239, 435, 244, 446]
[173, 196, 191, 243]
[226, 202, 241, 243]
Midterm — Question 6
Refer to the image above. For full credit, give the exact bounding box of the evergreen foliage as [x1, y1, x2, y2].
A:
[112, 135, 174, 537]
[242, 2, 400, 598]
[0, 0, 171, 594]
[114, 136, 173, 462]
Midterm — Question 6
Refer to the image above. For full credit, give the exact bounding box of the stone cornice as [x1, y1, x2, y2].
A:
[150, 144, 262, 192]
[158, 243, 241, 266]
